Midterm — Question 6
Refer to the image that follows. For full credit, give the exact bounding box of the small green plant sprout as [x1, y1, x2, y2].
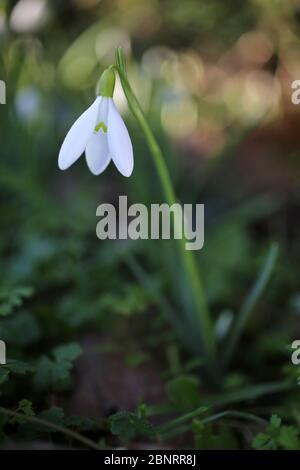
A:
[252, 414, 300, 450]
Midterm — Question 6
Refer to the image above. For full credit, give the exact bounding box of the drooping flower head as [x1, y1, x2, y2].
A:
[58, 68, 133, 177]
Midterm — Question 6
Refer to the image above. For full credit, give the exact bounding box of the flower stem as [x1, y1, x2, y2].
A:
[114, 48, 216, 368]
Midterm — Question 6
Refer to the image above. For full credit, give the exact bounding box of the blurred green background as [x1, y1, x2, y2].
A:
[1, 0, 300, 450]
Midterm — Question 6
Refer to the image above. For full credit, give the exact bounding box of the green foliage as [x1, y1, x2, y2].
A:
[3, 360, 33, 375]
[38, 407, 65, 426]
[10, 400, 35, 424]
[0, 360, 33, 386]
[0, 404, 98, 444]
[109, 411, 154, 442]
[99, 284, 151, 317]
[0, 312, 41, 347]
[0, 369, 10, 385]
[193, 419, 238, 450]
[0, 286, 34, 316]
[33, 343, 82, 392]
[165, 375, 201, 412]
[252, 415, 300, 450]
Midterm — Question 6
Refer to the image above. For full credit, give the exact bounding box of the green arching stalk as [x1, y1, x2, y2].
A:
[157, 409, 267, 440]
[0, 406, 102, 450]
[114, 48, 216, 367]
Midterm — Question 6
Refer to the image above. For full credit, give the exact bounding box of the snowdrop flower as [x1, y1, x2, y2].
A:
[58, 68, 133, 177]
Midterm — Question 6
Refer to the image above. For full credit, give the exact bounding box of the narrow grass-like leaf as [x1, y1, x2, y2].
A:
[223, 242, 279, 368]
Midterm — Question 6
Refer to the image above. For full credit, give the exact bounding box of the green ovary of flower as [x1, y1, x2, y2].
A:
[94, 121, 107, 133]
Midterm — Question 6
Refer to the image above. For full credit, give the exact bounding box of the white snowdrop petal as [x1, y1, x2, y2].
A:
[107, 99, 133, 177]
[85, 131, 111, 175]
[58, 97, 101, 171]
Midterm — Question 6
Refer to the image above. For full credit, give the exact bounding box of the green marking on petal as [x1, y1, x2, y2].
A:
[95, 121, 107, 133]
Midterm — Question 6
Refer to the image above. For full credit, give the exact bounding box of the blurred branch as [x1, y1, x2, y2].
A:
[0, 406, 102, 450]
